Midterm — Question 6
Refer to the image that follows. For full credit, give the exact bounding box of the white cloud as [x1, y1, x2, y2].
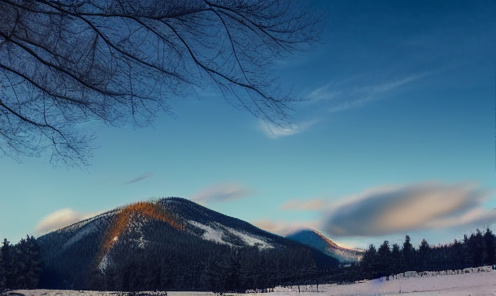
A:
[307, 72, 431, 113]
[34, 208, 100, 234]
[280, 199, 326, 211]
[322, 182, 494, 237]
[124, 172, 153, 185]
[426, 207, 496, 229]
[253, 219, 320, 236]
[308, 85, 343, 103]
[191, 183, 253, 204]
[258, 119, 317, 139]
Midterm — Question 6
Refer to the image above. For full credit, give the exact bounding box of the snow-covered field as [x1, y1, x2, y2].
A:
[7, 271, 496, 296]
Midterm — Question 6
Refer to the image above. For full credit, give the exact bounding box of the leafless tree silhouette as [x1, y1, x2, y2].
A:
[0, 0, 323, 166]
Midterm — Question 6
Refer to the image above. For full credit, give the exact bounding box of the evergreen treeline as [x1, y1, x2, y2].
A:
[0, 236, 43, 291]
[4, 202, 495, 294]
[37, 198, 339, 293]
[89, 239, 330, 293]
[45, 218, 336, 292]
[330, 228, 496, 283]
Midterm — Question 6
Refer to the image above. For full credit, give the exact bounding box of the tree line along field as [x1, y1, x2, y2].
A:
[5, 271, 496, 296]
[332, 228, 496, 283]
[1, 228, 495, 293]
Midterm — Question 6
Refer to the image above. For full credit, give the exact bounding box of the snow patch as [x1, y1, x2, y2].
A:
[98, 254, 109, 273]
[129, 237, 148, 249]
[61, 223, 97, 251]
[188, 220, 232, 246]
[187, 220, 273, 249]
[57, 210, 116, 235]
[225, 227, 274, 250]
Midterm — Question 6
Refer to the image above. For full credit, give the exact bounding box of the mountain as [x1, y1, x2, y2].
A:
[37, 197, 338, 292]
[286, 229, 364, 263]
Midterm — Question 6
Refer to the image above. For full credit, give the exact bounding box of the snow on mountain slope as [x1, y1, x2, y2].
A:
[287, 229, 364, 262]
[187, 220, 274, 249]
[61, 223, 98, 251]
[226, 226, 274, 250]
[41, 198, 282, 276]
[54, 210, 119, 253]
[37, 197, 339, 291]
[188, 220, 229, 245]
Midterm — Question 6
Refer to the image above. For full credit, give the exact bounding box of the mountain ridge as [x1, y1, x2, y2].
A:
[286, 229, 364, 262]
[37, 197, 339, 292]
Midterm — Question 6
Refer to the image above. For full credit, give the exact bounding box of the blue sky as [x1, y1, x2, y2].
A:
[1, 0, 495, 249]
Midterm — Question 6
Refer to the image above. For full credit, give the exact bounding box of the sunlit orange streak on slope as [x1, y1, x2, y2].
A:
[97, 201, 184, 266]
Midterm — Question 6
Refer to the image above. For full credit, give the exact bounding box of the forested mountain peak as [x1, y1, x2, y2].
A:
[287, 229, 364, 262]
[288, 229, 340, 248]
[36, 197, 339, 291]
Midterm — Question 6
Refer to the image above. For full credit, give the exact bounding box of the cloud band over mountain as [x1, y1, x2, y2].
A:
[35, 208, 85, 234]
[190, 183, 252, 204]
[323, 182, 494, 237]
[35, 208, 101, 234]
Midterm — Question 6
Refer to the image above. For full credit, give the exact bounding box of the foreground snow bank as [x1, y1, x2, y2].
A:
[7, 271, 496, 296]
[272, 270, 496, 296]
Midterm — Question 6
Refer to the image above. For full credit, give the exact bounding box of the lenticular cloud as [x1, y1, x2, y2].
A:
[35, 208, 84, 234]
[323, 182, 494, 237]
[35, 208, 100, 234]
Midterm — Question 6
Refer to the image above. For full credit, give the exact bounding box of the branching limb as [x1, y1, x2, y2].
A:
[0, 0, 324, 167]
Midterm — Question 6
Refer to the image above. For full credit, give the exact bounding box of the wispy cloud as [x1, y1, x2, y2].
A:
[253, 219, 320, 236]
[34, 208, 101, 234]
[191, 183, 253, 204]
[307, 72, 431, 113]
[322, 182, 494, 237]
[258, 71, 426, 138]
[124, 172, 153, 185]
[258, 119, 317, 139]
[280, 199, 327, 211]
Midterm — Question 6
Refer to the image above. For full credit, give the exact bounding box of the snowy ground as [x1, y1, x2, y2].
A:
[6, 271, 496, 296]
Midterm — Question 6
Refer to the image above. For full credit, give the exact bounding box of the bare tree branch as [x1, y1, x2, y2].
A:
[0, 0, 323, 167]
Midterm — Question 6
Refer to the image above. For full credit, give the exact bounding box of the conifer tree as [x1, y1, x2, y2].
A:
[0, 246, 5, 291]
[390, 243, 402, 275]
[14, 237, 28, 289]
[451, 239, 463, 270]
[361, 244, 378, 278]
[402, 235, 414, 270]
[418, 239, 430, 271]
[462, 234, 474, 268]
[377, 240, 392, 276]
[0, 236, 43, 290]
[473, 229, 487, 266]
[24, 236, 43, 289]
[0, 239, 14, 289]
[484, 228, 495, 265]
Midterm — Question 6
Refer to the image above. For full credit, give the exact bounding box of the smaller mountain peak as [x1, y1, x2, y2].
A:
[286, 228, 363, 262]
[287, 228, 340, 248]
[290, 228, 324, 237]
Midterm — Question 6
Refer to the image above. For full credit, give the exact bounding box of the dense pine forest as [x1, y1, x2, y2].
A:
[327, 228, 496, 283]
[34, 198, 339, 292]
[36, 215, 336, 293]
[1, 228, 495, 293]
[0, 236, 43, 291]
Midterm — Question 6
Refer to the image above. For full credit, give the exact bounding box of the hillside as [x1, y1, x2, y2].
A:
[37, 197, 338, 292]
[286, 229, 364, 262]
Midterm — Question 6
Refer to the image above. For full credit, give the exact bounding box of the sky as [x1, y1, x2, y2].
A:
[1, 0, 496, 249]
